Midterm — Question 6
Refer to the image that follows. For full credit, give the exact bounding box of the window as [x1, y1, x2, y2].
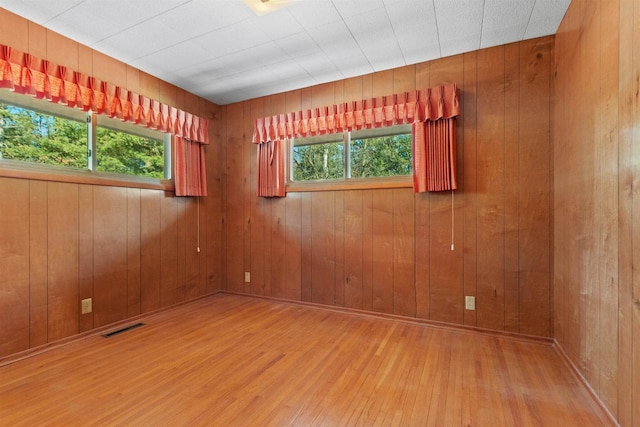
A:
[95, 115, 168, 179]
[0, 89, 170, 182]
[290, 124, 411, 183]
[0, 90, 88, 169]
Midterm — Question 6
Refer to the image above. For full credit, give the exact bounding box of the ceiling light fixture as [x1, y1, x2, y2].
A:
[243, 0, 300, 16]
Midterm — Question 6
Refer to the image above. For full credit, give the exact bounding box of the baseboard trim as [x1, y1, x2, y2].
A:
[0, 290, 223, 367]
[219, 290, 555, 346]
[552, 339, 620, 427]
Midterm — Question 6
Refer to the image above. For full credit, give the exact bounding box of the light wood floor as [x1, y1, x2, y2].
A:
[0, 293, 613, 426]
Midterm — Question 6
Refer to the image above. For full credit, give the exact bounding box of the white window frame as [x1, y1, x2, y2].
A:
[288, 123, 412, 191]
[0, 89, 172, 189]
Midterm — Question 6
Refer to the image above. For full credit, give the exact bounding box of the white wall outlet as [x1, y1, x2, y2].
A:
[244, 272, 251, 283]
[465, 296, 476, 311]
[81, 298, 92, 314]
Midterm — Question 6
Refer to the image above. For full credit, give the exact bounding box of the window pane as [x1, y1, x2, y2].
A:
[292, 138, 344, 181]
[96, 117, 165, 178]
[0, 102, 87, 168]
[350, 127, 412, 178]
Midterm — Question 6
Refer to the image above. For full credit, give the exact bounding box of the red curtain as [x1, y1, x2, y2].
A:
[252, 83, 459, 195]
[175, 137, 207, 197]
[1, 43, 210, 196]
[256, 139, 285, 197]
[413, 118, 457, 192]
[0, 43, 208, 144]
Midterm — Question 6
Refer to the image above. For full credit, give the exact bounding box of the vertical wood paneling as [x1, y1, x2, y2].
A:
[344, 190, 364, 309]
[554, 0, 639, 424]
[160, 193, 178, 307]
[0, 178, 30, 357]
[334, 192, 345, 307]
[250, 99, 266, 296]
[371, 189, 394, 313]
[0, 7, 222, 360]
[285, 193, 302, 301]
[29, 181, 48, 347]
[47, 182, 79, 342]
[78, 185, 94, 332]
[93, 186, 128, 327]
[127, 188, 141, 317]
[392, 189, 415, 317]
[243, 101, 254, 294]
[361, 192, 374, 312]
[270, 198, 286, 299]
[462, 51, 478, 327]
[224, 102, 246, 293]
[300, 192, 313, 302]
[476, 46, 506, 331]
[617, 0, 634, 423]
[311, 192, 336, 305]
[176, 198, 188, 302]
[140, 190, 162, 312]
[503, 43, 521, 333]
[519, 38, 552, 337]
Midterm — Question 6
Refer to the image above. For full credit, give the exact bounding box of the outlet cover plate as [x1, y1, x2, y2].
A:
[465, 296, 476, 311]
[244, 272, 251, 283]
[81, 298, 92, 314]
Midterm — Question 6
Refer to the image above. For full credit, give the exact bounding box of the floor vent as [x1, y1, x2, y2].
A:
[102, 322, 145, 338]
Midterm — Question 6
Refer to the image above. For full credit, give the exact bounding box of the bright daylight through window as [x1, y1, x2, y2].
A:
[0, 89, 169, 180]
[291, 124, 412, 182]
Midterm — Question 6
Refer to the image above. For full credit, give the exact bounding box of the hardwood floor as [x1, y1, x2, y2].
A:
[0, 294, 612, 426]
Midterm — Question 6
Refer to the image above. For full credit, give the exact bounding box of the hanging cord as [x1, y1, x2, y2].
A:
[450, 190, 455, 251]
[197, 197, 201, 253]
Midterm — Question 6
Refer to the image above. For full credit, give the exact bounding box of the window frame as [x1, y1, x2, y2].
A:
[0, 89, 173, 191]
[287, 124, 412, 192]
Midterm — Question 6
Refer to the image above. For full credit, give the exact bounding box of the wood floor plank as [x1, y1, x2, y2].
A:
[0, 294, 614, 426]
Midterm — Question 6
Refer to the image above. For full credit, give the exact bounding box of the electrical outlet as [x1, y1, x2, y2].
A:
[465, 296, 476, 311]
[244, 272, 251, 283]
[81, 298, 92, 314]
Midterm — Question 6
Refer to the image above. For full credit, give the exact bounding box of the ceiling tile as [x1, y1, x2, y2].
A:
[480, 0, 535, 47]
[331, 0, 385, 18]
[0, 0, 84, 24]
[524, 0, 571, 39]
[286, 1, 342, 29]
[386, 0, 440, 61]
[0, 0, 571, 104]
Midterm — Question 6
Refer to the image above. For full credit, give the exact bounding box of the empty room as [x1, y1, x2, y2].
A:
[0, 0, 638, 425]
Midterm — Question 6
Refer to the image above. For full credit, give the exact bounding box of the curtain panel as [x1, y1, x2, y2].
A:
[252, 83, 459, 196]
[256, 139, 285, 197]
[175, 137, 207, 197]
[0, 44, 209, 144]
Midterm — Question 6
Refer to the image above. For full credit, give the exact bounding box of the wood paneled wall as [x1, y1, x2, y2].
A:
[220, 37, 554, 337]
[554, 0, 640, 425]
[0, 8, 223, 358]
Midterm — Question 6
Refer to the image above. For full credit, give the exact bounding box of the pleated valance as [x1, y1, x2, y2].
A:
[252, 83, 459, 144]
[0, 44, 208, 144]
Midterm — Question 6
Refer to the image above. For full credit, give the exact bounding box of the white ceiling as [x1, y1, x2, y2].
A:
[0, 0, 570, 105]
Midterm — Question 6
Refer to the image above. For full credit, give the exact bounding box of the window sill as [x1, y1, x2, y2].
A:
[286, 175, 412, 192]
[0, 160, 173, 191]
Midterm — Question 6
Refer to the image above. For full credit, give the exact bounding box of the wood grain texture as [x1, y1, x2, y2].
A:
[0, 7, 222, 361]
[554, 0, 638, 425]
[0, 294, 614, 426]
[28, 181, 48, 348]
[0, 178, 30, 357]
[220, 38, 554, 340]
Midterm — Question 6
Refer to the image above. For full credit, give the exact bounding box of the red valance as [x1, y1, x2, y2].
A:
[252, 83, 459, 144]
[0, 44, 208, 144]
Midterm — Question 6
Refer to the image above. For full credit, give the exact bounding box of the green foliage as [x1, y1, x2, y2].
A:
[293, 141, 344, 181]
[96, 127, 164, 178]
[292, 133, 412, 181]
[0, 103, 87, 168]
[350, 134, 412, 178]
[0, 102, 164, 178]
